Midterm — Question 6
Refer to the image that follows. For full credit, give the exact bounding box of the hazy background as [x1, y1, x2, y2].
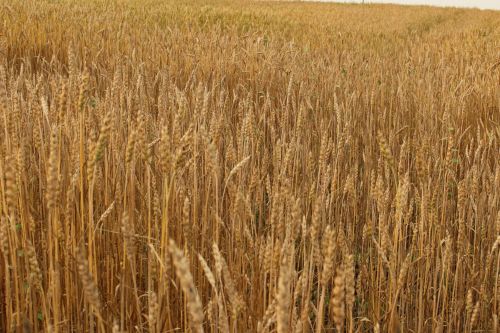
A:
[319, 1, 500, 10]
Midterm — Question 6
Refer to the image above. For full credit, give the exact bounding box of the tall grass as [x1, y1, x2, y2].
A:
[0, 0, 499, 332]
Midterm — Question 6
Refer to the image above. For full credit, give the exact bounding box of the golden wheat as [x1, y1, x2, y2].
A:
[0, 0, 499, 332]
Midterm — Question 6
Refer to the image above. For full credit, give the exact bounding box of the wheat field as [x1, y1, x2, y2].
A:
[0, 0, 499, 332]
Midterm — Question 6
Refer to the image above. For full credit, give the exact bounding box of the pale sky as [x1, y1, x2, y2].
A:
[324, 1, 500, 10]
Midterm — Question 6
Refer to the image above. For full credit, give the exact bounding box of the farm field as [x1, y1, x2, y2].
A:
[0, 0, 499, 332]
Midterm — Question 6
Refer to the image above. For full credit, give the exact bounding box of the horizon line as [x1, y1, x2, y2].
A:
[294, 0, 500, 11]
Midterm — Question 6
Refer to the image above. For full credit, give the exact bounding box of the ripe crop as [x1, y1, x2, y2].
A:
[0, 0, 499, 332]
